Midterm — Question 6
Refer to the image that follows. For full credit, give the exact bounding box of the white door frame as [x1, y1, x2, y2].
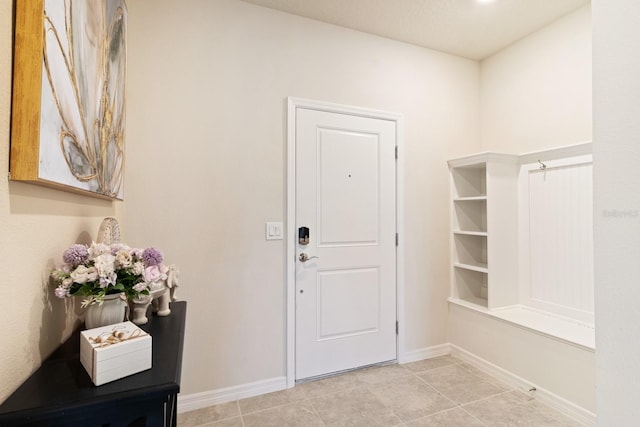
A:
[286, 97, 405, 387]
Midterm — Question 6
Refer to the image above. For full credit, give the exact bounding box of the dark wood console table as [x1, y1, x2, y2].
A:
[0, 301, 187, 427]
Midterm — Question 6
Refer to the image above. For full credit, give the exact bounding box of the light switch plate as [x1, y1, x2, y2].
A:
[265, 222, 283, 240]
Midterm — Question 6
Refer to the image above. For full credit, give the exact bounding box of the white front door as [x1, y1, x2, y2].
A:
[295, 106, 397, 380]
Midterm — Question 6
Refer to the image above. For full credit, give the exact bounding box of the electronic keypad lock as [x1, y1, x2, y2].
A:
[298, 226, 309, 245]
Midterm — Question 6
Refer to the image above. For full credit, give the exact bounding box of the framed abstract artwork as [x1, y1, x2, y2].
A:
[10, 0, 127, 200]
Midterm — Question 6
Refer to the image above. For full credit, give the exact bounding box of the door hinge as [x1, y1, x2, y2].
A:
[396, 321, 399, 335]
[395, 146, 398, 160]
[395, 233, 399, 246]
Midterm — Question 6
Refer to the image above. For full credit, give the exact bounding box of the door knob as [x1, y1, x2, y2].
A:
[299, 253, 319, 262]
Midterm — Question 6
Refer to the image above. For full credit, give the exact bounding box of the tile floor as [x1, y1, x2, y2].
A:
[177, 355, 585, 427]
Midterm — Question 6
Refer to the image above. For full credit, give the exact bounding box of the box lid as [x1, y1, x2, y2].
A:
[81, 321, 150, 359]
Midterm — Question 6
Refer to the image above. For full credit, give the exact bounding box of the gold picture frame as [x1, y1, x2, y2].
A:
[10, 0, 127, 200]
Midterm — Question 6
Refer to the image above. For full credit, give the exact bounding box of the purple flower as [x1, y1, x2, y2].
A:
[62, 244, 89, 267]
[54, 286, 69, 298]
[141, 247, 163, 266]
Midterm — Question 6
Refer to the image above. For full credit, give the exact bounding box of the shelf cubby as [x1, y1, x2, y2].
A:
[453, 233, 487, 271]
[453, 267, 488, 308]
[451, 164, 486, 198]
[453, 199, 487, 233]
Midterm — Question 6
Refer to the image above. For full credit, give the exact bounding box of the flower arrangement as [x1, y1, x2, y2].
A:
[51, 242, 169, 307]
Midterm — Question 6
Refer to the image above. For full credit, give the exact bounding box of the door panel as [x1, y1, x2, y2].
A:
[295, 107, 396, 380]
[318, 267, 380, 339]
[319, 129, 380, 245]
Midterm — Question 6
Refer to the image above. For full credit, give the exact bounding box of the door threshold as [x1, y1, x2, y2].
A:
[295, 359, 398, 385]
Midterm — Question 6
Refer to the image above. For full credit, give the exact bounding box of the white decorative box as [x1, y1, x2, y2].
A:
[80, 321, 152, 386]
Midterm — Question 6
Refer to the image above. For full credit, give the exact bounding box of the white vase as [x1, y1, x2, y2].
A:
[85, 293, 127, 329]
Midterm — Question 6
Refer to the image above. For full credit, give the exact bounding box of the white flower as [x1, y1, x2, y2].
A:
[143, 265, 163, 283]
[115, 249, 133, 268]
[94, 253, 116, 277]
[70, 265, 92, 284]
[159, 264, 169, 280]
[86, 267, 98, 282]
[99, 272, 117, 288]
[132, 261, 145, 275]
[133, 282, 148, 292]
[88, 242, 111, 259]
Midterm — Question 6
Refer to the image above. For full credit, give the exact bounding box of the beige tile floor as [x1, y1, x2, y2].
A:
[177, 355, 585, 427]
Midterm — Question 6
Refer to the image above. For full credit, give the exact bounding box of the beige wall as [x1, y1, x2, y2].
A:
[0, 0, 122, 402]
[480, 5, 592, 153]
[124, 0, 479, 394]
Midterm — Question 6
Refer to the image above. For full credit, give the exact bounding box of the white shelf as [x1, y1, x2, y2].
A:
[453, 230, 488, 237]
[454, 262, 488, 274]
[454, 196, 487, 202]
[448, 297, 489, 313]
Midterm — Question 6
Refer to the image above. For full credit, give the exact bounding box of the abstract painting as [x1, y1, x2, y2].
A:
[10, 0, 127, 200]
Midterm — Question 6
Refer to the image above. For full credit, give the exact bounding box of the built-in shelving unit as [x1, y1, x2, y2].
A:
[448, 143, 595, 349]
[450, 162, 489, 307]
[448, 144, 596, 426]
[449, 153, 519, 310]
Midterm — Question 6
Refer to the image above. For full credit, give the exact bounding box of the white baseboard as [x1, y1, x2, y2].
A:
[398, 343, 451, 364]
[449, 345, 596, 426]
[177, 376, 288, 414]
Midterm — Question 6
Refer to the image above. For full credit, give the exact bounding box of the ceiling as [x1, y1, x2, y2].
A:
[240, 0, 590, 60]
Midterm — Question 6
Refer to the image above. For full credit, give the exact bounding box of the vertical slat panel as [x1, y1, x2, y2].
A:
[528, 162, 593, 315]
